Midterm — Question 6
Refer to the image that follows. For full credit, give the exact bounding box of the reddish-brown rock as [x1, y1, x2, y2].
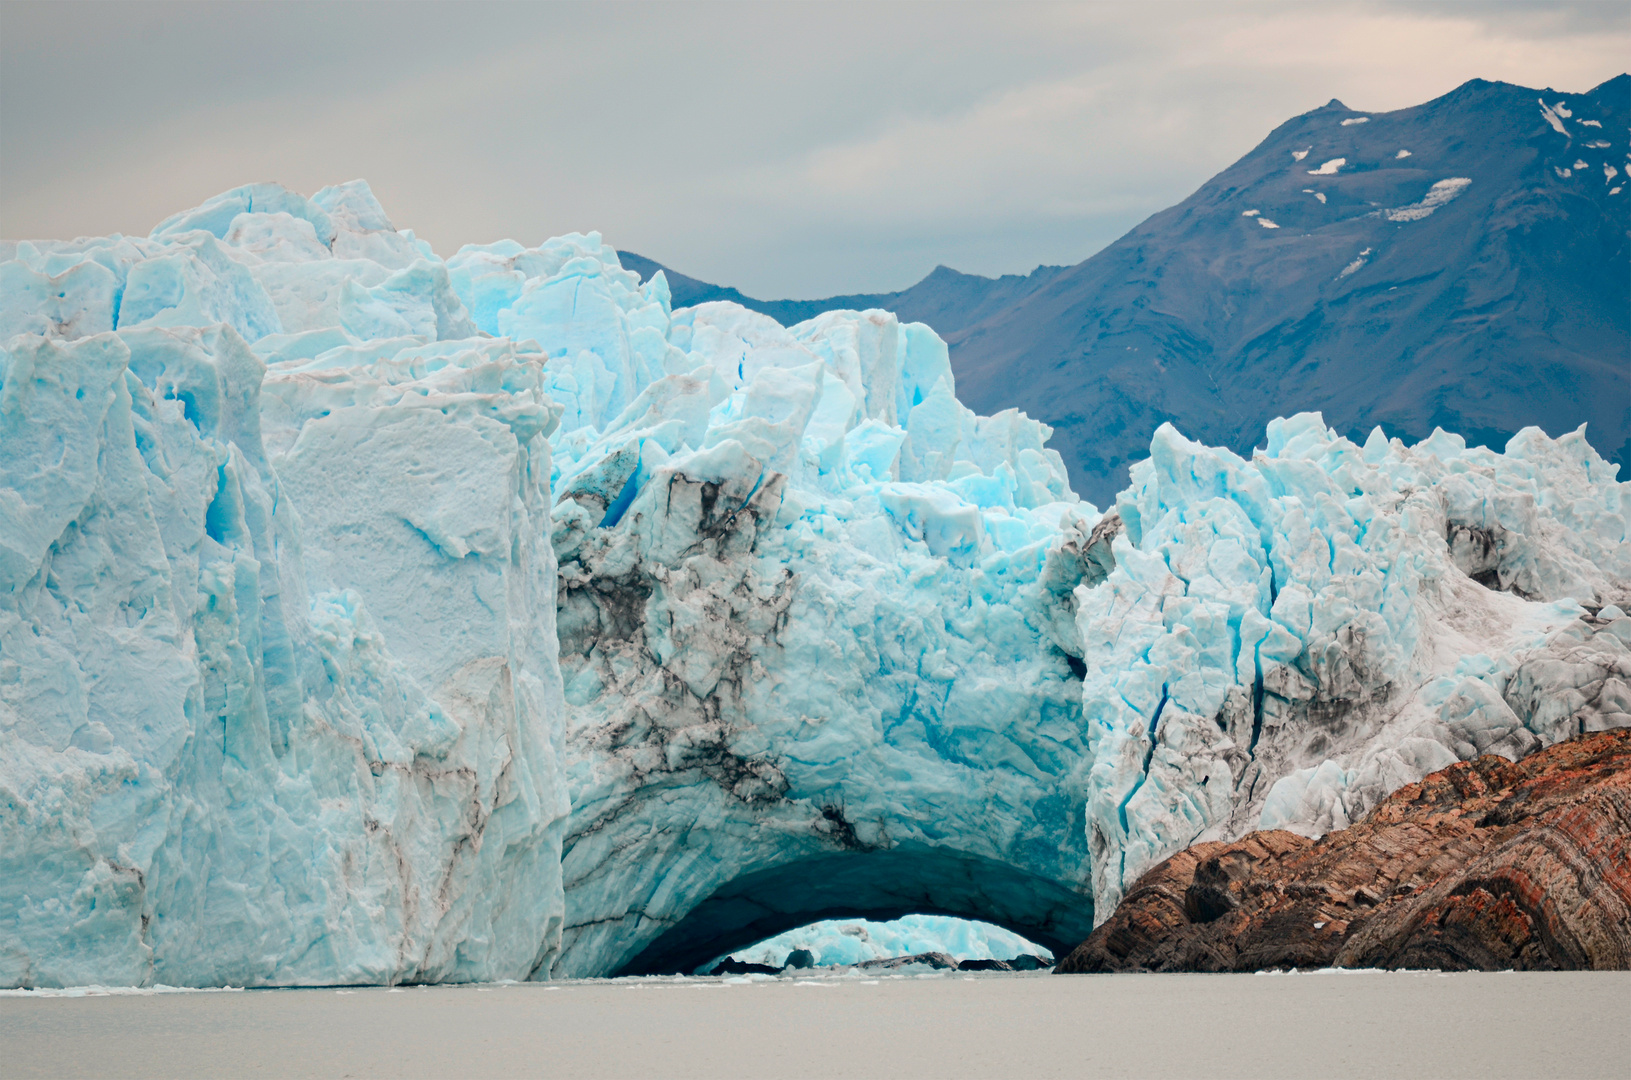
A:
[1057, 729, 1631, 973]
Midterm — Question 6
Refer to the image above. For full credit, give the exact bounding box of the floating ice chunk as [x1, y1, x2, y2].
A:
[1302, 189, 1327, 204]
[1612, 187, 1623, 196]
[1242, 209, 1261, 217]
[1557, 166, 1574, 178]
[723, 915, 1050, 970]
[1579, 119, 1603, 128]
[1257, 218, 1281, 229]
[1586, 140, 1612, 148]
[1308, 158, 1346, 175]
[1384, 177, 1471, 222]
[1553, 101, 1573, 118]
[1292, 148, 1310, 161]
[1575, 160, 1590, 169]
[1607, 164, 1620, 182]
[1340, 117, 1370, 126]
[1396, 149, 1412, 158]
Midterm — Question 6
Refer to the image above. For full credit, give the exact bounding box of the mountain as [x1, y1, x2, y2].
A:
[624, 75, 1631, 509]
[615, 252, 1071, 340]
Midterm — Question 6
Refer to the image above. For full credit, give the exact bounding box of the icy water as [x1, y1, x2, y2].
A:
[2, 970, 1627, 1079]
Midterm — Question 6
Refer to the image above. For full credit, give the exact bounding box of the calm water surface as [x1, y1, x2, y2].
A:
[2, 970, 1627, 1079]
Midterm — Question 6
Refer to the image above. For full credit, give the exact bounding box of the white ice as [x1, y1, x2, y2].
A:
[723, 915, 1049, 970]
[1077, 416, 1628, 915]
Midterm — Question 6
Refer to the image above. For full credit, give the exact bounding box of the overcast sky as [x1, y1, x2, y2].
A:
[2, 1, 1626, 297]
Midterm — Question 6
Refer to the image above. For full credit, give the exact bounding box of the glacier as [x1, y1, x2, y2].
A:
[2, 180, 1627, 987]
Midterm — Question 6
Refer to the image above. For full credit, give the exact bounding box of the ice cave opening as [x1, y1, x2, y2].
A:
[610, 846, 1095, 976]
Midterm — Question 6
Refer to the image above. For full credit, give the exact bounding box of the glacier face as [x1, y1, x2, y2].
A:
[1, 184, 568, 987]
[3, 179, 1628, 987]
[1080, 416, 1631, 914]
[485, 236, 1110, 976]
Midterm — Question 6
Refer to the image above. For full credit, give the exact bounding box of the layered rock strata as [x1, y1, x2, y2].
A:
[1057, 728, 1631, 972]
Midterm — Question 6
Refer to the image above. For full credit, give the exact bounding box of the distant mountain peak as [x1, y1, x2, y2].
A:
[945, 74, 1629, 506]
[623, 75, 1628, 509]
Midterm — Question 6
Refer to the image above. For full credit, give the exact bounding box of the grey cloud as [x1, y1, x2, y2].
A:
[3, 1, 1625, 296]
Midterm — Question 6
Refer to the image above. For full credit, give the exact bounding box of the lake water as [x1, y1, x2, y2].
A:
[2, 969, 1627, 1079]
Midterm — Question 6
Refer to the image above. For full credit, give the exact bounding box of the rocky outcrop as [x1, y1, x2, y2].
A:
[1057, 729, 1631, 972]
[957, 955, 1052, 972]
[856, 951, 960, 972]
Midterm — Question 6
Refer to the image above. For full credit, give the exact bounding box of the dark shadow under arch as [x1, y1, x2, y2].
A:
[614, 845, 1097, 975]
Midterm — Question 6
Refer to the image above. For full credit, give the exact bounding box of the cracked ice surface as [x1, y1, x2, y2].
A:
[499, 237, 1110, 977]
[1, 183, 568, 988]
[1080, 417, 1630, 917]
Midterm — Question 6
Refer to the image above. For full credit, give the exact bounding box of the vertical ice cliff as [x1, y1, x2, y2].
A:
[1079, 416, 1630, 916]
[442, 226, 1628, 970]
[3, 180, 1626, 985]
[1, 184, 568, 987]
[450, 235, 1110, 976]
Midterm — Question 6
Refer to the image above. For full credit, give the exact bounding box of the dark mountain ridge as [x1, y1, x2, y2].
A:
[624, 75, 1630, 508]
[615, 253, 1072, 341]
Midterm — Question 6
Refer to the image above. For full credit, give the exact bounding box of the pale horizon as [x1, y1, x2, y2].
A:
[3, 0, 1627, 297]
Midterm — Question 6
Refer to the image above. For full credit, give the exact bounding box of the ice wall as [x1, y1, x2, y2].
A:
[1081, 416, 1631, 916]
[451, 224, 1628, 974]
[462, 235, 1111, 977]
[4, 180, 1626, 986]
[1, 184, 568, 988]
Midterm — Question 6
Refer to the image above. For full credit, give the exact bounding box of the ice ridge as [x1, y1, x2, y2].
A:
[2, 180, 1627, 986]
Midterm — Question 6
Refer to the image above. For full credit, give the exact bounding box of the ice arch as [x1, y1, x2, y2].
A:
[531, 261, 1112, 979]
[614, 847, 1095, 976]
[545, 409, 1110, 978]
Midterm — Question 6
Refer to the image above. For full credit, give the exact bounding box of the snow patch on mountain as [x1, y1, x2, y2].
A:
[1384, 178, 1472, 222]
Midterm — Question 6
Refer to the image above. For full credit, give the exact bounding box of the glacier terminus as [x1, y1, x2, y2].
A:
[1, 181, 1627, 986]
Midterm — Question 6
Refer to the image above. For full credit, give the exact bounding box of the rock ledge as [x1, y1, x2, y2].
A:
[1057, 729, 1631, 972]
